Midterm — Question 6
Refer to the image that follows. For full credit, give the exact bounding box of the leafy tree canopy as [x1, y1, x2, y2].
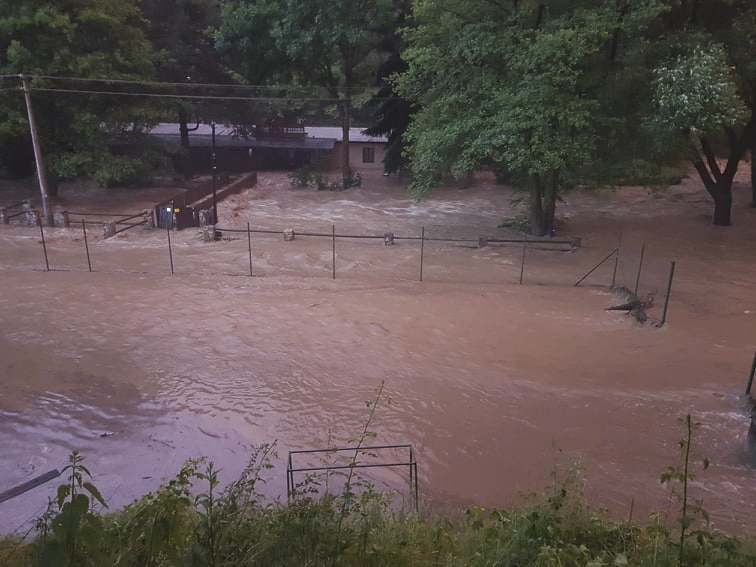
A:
[396, 0, 665, 234]
[0, 0, 158, 187]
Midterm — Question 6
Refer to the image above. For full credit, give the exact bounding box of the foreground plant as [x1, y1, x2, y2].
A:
[1, 417, 754, 566]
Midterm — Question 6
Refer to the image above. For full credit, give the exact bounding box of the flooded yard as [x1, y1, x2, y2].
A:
[1, 171, 754, 535]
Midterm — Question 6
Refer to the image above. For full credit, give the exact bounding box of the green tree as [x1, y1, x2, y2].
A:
[215, 0, 395, 187]
[396, 0, 663, 235]
[364, 0, 413, 174]
[141, 0, 234, 149]
[646, 0, 756, 225]
[651, 43, 750, 225]
[0, 0, 157, 189]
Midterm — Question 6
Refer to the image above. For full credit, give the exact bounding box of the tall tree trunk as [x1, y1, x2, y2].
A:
[712, 187, 732, 226]
[529, 175, 556, 236]
[528, 176, 544, 236]
[341, 98, 351, 188]
[178, 106, 191, 149]
[690, 122, 752, 225]
[542, 171, 558, 234]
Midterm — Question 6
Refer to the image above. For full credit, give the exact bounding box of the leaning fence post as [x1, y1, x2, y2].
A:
[167, 226, 174, 276]
[331, 224, 336, 280]
[82, 219, 92, 272]
[574, 248, 618, 287]
[746, 351, 756, 396]
[611, 231, 622, 288]
[519, 234, 527, 285]
[247, 221, 253, 277]
[659, 261, 676, 327]
[633, 242, 645, 296]
[419, 226, 425, 282]
[39, 222, 50, 272]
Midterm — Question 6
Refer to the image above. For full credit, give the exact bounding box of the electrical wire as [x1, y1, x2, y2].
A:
[28, 86, 401, 103]
[28, 87, 342, 102]
[5, 74, 382, 92]
[0, 75, 380, 92]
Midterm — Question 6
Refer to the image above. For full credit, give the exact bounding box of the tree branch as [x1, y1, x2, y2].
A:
[689, 143, 717, 196]
[699, 137, 722, 182]
[721, 120, 753, 181]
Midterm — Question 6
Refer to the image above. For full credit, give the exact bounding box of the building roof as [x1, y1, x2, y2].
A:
[152, 133, 336, 150]
[148, 123, 387, 144]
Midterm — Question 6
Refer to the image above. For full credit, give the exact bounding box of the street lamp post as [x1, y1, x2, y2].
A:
[211, 122, 218, 224]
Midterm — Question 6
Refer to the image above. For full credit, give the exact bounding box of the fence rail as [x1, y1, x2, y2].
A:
[0, 220, 677, 324]
[287, 444, 419, 512]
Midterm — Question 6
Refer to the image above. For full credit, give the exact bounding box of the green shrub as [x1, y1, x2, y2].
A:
[2, 422, 755, 566]
[289, 167, 316, 188]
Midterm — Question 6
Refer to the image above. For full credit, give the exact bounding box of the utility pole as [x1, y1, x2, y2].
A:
[211, 122, 218, 224]
[20, 75, 53, 226]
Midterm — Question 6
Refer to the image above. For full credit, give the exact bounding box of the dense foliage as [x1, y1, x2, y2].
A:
[0, 0, 158, 188]
[0, 0, 754, 222]
[215, 0, 397, 187]
[1, 444, 754, 567]
[395, 0, 668, 235]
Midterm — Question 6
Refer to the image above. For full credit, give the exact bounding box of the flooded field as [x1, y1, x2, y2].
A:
[1, 171, 755, 535]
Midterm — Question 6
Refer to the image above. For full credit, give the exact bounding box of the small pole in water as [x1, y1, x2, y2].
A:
[332, 224, 336, 280]
[519, 234, 527, 285]
[247, 221, 253, 277]
[419, 226, 425, 282]
[746, 351, 756, 396]
[659, 261, 676, 327]
[611, 231, 622, 288]
[39, 221, 49, 272]
[82, 219, 92, 272]
[633, 242, 645, 296]
[167, 226, 174, 276]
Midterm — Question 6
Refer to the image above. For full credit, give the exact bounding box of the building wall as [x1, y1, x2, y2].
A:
[330, 142, 387, 172]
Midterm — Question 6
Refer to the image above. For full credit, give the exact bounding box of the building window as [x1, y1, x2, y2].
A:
[362, 146, 375, 163]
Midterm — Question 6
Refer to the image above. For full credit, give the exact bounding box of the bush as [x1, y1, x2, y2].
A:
[289, 168, 362, 191]
[289, 167, 316, 188]
[2, 442, 755, 567]
[50, 146, 165, 188]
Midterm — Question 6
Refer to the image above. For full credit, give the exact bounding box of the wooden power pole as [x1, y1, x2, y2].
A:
[20, 74, 53, 226]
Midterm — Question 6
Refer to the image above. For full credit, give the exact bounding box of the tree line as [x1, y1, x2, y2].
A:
[0, 0, 754, 233]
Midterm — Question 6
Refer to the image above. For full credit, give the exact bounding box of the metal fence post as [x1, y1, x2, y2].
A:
[633, 242, 645, 296]
[167, 226, 174, 276]
[332, 224, 336, 280]
[82, 219, 92, 272]
[659, 261, 676, 327]
[519, 234, 527, 285]
[419, 226, 425, 282]
[39, 223, 50, 271]
[611, 231, 622, 288]
[247, 221, 253, 277]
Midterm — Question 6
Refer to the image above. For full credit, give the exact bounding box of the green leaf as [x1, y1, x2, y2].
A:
[83, 481, 108, 508]
[56, 484, 70, 509]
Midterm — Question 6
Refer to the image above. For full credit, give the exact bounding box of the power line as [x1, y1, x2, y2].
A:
[1, 74, 383, 93]
[27, 86, 401, 103]
[29, 87, 343, 103]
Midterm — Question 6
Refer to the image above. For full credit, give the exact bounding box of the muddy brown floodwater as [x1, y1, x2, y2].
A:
[1, 171, 755, 536]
